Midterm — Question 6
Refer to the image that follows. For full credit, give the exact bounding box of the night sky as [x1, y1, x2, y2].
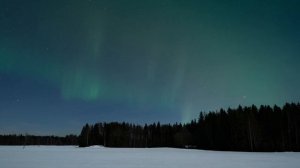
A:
[1, 0, 300, 135]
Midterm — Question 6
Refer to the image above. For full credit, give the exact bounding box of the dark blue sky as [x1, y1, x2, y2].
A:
[0, 0, 300, 135]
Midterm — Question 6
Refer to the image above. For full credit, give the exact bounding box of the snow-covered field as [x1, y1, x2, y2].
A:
[0, 146, 299, 168]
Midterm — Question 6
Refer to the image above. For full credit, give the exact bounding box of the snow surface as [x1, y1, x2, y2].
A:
[0, 146, 300, 168]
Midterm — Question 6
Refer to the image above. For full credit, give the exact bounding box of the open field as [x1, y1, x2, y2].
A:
[0, 146, 299, 168]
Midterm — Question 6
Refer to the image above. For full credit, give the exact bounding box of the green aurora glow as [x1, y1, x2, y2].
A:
[0, 0, 300, 134]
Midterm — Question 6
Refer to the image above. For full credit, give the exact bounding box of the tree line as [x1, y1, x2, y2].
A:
[1, 103, 299, 151]
[0, 134, 78, 146]
[79, 103, 300, 151]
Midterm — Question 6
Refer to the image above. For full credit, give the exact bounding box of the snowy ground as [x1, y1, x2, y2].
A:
[0, 146, 299, 168]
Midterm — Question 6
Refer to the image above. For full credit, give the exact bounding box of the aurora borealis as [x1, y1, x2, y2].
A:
[1, 0, 300, 135]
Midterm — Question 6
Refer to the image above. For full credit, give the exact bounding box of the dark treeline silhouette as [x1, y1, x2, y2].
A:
[1, 103, 299, 151]
[0, 134, 78, 146]
[79, 103, 300, 151]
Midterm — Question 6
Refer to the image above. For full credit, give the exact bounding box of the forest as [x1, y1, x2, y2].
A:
[78, 103, 300, 151]
[1, 103, 300, 152]
[0, 134, 78, 146]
